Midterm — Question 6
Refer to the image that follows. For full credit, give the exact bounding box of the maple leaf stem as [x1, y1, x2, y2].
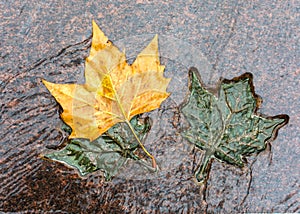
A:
[110, 80, 157, 169]
[125, 120, 157, 169]
[195, 152, 213, 183]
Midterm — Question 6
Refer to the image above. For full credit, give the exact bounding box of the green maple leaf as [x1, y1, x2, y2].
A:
[181, 67, 289, 183]
[44, 115, 153, 180]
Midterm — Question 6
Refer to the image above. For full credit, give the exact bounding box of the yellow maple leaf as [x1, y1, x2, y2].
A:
[42, 21, 170, 167]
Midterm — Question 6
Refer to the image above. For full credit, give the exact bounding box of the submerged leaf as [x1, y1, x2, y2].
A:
[181, 67, 289, 183]
[45, 115, 152, 180]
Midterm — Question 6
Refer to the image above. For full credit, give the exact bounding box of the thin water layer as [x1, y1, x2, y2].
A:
[0, 37, 210, 212]
[1, 33, 298, 213]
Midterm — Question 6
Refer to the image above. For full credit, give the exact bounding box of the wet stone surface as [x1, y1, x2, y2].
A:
[1, 0, 299, 213]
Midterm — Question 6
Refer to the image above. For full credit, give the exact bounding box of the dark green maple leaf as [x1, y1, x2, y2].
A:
[44, 115, 152, 180]
[181, 67, 289, 183]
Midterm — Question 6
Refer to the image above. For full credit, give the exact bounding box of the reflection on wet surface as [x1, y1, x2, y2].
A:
[0, 37, 209, 212]
[1, 32, 299, 213]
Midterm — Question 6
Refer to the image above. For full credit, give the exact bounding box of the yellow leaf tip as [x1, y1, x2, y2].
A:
[41, 79, 50, 86]
[89, 20, 111, 59]
[92, 20, 104, 37]
[151, 34, 158, 44]
[92, 20, 99, 30]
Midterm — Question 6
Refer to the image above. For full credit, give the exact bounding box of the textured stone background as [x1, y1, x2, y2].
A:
[1, 0, 299, 213]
